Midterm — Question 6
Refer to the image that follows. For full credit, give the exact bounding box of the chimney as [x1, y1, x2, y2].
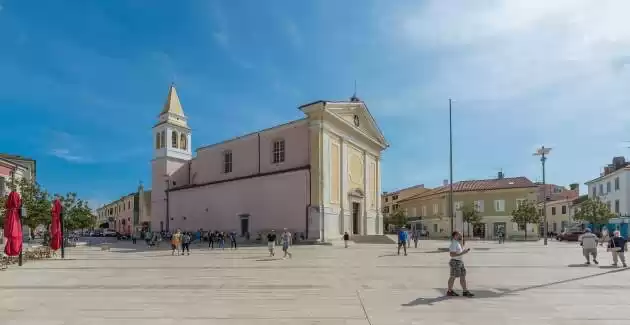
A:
[497, 171, 504, 179]
[443, 179, 449, 186]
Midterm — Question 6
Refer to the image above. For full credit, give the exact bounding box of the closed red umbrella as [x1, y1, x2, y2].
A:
[3, 191, 23, 256]
[50, 199, 62, 251]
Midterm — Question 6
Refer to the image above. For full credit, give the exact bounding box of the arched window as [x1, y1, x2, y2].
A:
[180, 133, 187, 150]
[160, 131, 166, 148]
[155, 133, 161, 149]
[171, 131, 178, 148]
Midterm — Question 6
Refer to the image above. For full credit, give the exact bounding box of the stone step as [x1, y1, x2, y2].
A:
[351, 235, 396, 244]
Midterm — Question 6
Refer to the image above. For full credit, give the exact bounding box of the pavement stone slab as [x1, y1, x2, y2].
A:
[1, 240, 630, 324]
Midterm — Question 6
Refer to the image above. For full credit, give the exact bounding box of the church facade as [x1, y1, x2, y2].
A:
[151, 85, 388, 242]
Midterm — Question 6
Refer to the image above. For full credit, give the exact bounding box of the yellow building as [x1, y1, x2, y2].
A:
[398, 174, 539, 239]
[381, 184, 431, 218]
[538, 197, 574, 234]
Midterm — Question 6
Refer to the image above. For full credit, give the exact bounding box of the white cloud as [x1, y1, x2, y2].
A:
[49, 148, 91, 163]
[284, 21, 302, 49]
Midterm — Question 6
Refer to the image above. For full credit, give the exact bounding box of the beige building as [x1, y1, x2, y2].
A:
[96, 184, 151, 235]
[381, 184, 430, 218]
[537, 197, 574, 234]
[398, 174, 539, 239]
[0, 153, 36, 197]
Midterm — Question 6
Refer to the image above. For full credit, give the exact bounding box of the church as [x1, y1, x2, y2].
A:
[151, 85, 388, 242]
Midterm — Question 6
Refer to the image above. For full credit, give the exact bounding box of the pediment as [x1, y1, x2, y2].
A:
[325, 102, 388, 148]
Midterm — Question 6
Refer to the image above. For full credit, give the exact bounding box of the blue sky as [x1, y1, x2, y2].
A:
[1, 0, 630, 209]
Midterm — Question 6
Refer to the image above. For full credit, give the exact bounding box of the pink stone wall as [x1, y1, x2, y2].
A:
[167, 169, 309, 234]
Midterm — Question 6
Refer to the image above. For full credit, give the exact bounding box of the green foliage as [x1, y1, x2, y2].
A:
[56, 192, 95, 231]
[0, 177, 51, 230]
[390, 209, 408, 227]
[573, 197, 616, 225]
[510, 200, 540, 239]
[459, 202, 483, 237]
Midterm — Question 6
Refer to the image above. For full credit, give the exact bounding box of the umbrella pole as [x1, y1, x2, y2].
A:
[60, 210, 65, 259]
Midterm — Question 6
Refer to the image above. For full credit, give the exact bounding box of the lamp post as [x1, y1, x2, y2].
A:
[60, 206, 65, 259]
[449, 98, 455, 234]
[18, 203, 26, 266]
[534, 146, 552, 246]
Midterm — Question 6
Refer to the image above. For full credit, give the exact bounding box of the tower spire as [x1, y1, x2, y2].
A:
[160, 83, 185, 117]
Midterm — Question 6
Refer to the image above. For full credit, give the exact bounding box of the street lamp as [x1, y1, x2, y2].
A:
[164, 175, 170, 232]
[448, 98, 454, 234]
[533, 146, 552, 246]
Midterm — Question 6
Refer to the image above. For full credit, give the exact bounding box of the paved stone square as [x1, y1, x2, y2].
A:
[1, 239, 630, 324]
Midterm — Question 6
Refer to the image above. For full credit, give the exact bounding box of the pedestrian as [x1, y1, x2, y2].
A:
[343, 231, 350, 248]
[281, 228, 292, 259]
[131, 232, 137, 244]
[182, 232, 191, 256]
[267, 230, 277, 257]
[608, 230, 627, 267]
[601, 228, 610, 246]
[579, 228, 599, 265]
[230, 231, 237, 250]
[412, 231, 419, 248]
[171, 229, 182, 256]
[209, 231, 215, 249]
[218, 231, 225, 250]
[397, 226, 408, 256]
[497, 229, 505, 244]
[447, 231, 474, 297]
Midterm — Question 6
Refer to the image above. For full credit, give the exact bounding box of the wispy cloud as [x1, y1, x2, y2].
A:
[284, 20, 303, 49]
[49, 148, 92, 163]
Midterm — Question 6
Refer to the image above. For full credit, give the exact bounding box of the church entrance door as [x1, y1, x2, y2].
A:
[352, 202, 360, 235]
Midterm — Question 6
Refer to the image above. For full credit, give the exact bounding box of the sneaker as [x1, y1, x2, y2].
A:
[585, 261, 591, 265]
[446, 290, 459, 297]
[594, 259, 599, 265]
[612, 263, 618, 267]
[462, 291, 475, 298]
[623, 263, 627, 267]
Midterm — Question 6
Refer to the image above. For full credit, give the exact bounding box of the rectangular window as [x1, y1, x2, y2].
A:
[385, 197, 388, 202]
[592, 186, 596, 196]
[272, 140, 285, 164]
[494, 200, 505, 212]
[516, 199, 526, 209]
[223, 151, 233, 173]
[382, 206, 389, 213]
[393, 204, 399, 211]
[551, 207, 556, 215]
[599, 184, 603, 195]
[607, 181, 611, 193]
[615, 200, 620, 214]
[454, 201, 463, 211]
[393, 195, 399, 200]
[607, 201, 612, 211]
[433, 224, 438, 233]
[421, 206, 427, 216]
[433, 203, 439, 214]
[561, 205, 567, 214]
[519, 223, 526, 231]
[412, 207, 417, 217]
[615, 177, 620, 191]
[475, 200, 484, 212]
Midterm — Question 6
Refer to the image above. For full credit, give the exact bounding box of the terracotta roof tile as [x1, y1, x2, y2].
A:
[399, 177, 537, 202]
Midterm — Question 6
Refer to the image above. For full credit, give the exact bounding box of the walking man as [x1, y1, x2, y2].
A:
[397, 227, 408, 256]
[182, 232, 191, 256]
[343, 231, 350, 248]
[447, 231, 474, 297]
[412, 231, 419, 248]
[230, 231, 237, 250]
[608, 230, 627, 267]
[281, 228, 292, 259]
[579, 228, 599, 265]
[267, 230, 277, 257]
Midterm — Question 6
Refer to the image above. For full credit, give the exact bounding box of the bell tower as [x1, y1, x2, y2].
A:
[153, 83, 192, 161]
[151, 84, 192, 232]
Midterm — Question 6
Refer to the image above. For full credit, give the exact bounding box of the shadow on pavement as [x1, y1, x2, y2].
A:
[567, 264, 591, 267]
[403, 266, 630, 306]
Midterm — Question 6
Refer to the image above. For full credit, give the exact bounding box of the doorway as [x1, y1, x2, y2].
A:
[240, 215, 250, 237]
[493, 222, 506, 239]
[352, 202, 360, 235]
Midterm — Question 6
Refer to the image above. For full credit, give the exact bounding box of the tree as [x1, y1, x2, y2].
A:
[459, 202, 483, 238]
[510, 200, 540, 240]
[0, 177, 51, 232]
[390, 209, 408, 227]
[573, 197, 615, 228]
[56, 192, 95, 231]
